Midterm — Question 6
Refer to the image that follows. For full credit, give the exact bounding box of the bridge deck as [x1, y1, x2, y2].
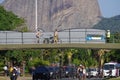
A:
[0, 43, 120, 50]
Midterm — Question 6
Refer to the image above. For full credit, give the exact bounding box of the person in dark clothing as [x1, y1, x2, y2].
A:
[108, 69, 112, 77]
[9, 68, 18, 80]
[77, 65, 83, 80]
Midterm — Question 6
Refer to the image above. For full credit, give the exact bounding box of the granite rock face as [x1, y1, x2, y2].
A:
[3, 0, 101, 32]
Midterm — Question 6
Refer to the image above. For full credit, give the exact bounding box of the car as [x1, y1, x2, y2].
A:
[86, 68, 98, 78]
[48, 66, 60, 79]
[32, 66, 50, 80]
[62, 66, 77, 78]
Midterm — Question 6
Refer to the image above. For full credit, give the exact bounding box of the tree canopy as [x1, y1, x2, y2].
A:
[0, 6, 25, 31]
[93, 15, 120, 33]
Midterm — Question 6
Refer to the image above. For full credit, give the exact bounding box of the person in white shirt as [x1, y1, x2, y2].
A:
[36, 30, 41, 43]
[3, 65, 8, 76]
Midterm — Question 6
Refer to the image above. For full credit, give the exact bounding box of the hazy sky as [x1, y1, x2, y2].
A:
[98, 0, 120, 18]
[0, 0, 120, 18]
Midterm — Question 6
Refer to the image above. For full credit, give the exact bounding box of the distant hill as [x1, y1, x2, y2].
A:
[93, 15, 120, 33]
[2, 0, 101, 32]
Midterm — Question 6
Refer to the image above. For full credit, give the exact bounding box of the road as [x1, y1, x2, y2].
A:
[0, 76, 105, 80]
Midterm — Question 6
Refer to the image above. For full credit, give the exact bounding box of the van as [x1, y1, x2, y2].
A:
[103, 62, 120, 77]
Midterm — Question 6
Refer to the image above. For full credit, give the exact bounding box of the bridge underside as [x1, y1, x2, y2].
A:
[0, 43, 120, 50]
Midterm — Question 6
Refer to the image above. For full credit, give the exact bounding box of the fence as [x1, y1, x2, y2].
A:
[0, 29, 106, 44]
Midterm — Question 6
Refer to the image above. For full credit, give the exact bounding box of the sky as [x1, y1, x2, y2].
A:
[98, 0, 120, 18]
[0, 0, 120, 18]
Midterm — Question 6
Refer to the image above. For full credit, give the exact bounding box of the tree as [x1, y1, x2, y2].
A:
[114, 32, 120, 43]
[95, 49, 111, 70]
[72, 49, 98, 67]
[0, 6, 25, 31]
[93, 15, 120, 33]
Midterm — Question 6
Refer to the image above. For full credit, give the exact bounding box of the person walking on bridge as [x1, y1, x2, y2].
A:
[106, 30, 110, 43]
[54, 29, 58, 43]
[36, 30, 41, 43]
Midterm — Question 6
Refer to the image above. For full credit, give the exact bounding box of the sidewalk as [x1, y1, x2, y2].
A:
[0, 76, 32, 80]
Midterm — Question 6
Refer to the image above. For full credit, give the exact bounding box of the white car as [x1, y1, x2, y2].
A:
[87, 68, 98, 77]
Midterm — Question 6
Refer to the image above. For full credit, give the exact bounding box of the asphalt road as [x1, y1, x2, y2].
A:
[0, 76, 105, 80]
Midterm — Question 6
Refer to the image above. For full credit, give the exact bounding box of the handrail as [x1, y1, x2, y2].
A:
[0, 29, 106, 44]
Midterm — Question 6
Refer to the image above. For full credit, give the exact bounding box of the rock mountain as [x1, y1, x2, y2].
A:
[2, 0, 101, 32]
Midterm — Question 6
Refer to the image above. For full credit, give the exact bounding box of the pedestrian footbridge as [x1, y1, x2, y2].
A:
[0, 30, 120, 50]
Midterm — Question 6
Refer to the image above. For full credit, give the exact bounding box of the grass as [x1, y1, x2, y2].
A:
[0, 76, 32, 80]
[104, 77, 120, 80]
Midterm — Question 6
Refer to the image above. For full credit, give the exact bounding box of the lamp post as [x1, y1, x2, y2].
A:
[59, 53, 62, 79]
[22, 61, 26, 77]
[35, 0, 38, 31]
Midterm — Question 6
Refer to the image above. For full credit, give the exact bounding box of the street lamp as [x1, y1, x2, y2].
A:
[59, 53, 62, 79]
[35, 0, 38, 31]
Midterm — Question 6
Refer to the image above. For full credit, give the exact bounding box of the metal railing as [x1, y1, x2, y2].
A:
[0, 29, 106, 44]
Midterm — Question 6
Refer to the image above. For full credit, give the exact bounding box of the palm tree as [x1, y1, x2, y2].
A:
[67, 51, 72, 66]
[97, 49, 110, 69]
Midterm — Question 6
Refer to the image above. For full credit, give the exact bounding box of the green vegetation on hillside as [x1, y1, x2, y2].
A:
[93, 15, 120, 43]
[93, 15, 120, 33]
[0, 6, 27, 31]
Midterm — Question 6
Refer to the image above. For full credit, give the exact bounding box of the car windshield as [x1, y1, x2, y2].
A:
[49, 67, 57, 71]
[65, 67, 71, 71]
[90, 69, 96, 71]
[88, 68, 97, 72]
[35, 66, 49, 73]
[103, 64, 115, 70]
[48, 67, 60, 72]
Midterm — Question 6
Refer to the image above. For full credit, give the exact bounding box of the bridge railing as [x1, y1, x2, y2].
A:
[0, 29, 106, 44]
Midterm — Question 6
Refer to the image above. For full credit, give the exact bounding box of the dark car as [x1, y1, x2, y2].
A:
[48, 66, 60, 79]
[32, 66, 50, 80]
[63, 66, 77, 78]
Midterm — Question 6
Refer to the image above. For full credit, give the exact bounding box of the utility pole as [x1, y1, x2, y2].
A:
[35, 0, 38, 31]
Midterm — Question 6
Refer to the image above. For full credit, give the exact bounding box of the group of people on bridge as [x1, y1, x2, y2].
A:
[36, 29, 58, 44]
